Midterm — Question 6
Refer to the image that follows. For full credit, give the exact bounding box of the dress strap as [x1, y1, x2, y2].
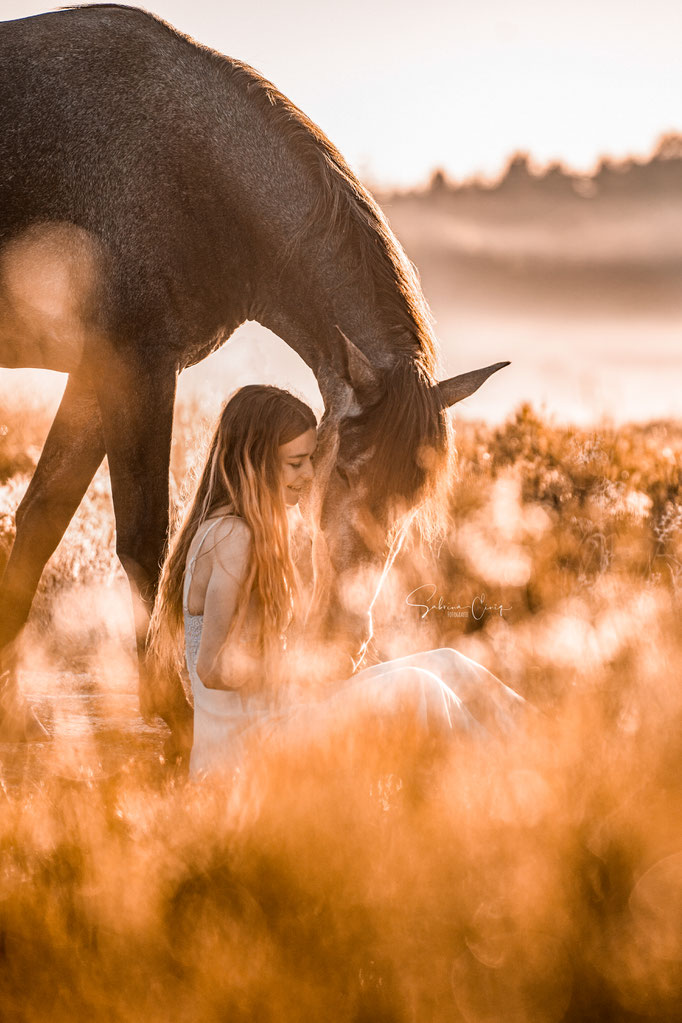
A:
[182, 518, 224, 614]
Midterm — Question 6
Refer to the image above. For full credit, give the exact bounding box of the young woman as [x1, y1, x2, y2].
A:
[151, 385, 525, 778]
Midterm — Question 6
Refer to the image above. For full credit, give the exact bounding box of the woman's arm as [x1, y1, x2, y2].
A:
[195, 520, 259, 692]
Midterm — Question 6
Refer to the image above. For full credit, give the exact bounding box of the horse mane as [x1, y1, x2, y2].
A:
[219, 64, 440, 375]
[218, 61, 456, 530]
[216, 58, 455, 532]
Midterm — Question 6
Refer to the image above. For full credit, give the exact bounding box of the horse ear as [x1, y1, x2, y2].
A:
[437, 361, 510, 407]
[335, 325, 381, 395]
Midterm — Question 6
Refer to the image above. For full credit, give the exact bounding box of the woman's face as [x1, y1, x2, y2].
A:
[278, 428, 317, 506]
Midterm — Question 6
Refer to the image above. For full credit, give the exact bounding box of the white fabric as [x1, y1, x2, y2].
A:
[183, 517, 261, 776]
[183, 519, 525, 779]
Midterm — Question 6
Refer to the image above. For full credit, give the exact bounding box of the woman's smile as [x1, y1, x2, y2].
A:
[279, 428, 317, 506]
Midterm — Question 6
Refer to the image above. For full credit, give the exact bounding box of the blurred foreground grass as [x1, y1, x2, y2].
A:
[0, 398, 681, 1021]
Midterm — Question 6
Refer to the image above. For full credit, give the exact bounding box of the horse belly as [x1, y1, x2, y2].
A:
[0, 223, 103, 372]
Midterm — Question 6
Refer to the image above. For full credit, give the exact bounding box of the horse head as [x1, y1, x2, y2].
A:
[302, 329, 509, 665]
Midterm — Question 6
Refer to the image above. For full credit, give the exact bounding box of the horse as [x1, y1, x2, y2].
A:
[0, 4, 508, 746]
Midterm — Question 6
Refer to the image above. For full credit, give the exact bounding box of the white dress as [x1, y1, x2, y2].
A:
[183, 518, 526, 779]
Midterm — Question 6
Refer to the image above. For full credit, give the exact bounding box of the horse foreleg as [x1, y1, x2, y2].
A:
[92, 354, 192, 756]
[0, 373, 104, 740]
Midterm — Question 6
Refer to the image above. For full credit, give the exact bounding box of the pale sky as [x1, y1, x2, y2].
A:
[3, 0, 681, 187]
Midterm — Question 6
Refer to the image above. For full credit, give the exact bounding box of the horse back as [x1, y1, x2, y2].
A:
[0, 5, 255, 358]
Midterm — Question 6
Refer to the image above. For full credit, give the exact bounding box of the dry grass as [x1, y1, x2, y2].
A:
[0, 397, 681, 1021]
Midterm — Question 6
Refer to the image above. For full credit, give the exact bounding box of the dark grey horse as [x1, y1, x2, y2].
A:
[0, 4, 507, 746]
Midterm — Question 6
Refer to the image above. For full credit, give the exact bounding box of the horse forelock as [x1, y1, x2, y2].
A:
[349, 359, 455, 542]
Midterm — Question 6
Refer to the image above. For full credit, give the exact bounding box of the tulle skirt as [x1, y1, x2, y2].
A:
[189, 647, 525, 779]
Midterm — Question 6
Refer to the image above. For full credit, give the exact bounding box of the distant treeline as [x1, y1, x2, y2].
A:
[401, 132, 682, 202]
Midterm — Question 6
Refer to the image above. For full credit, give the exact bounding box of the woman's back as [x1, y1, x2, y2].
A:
[183, 513, 267, 774]
[184, 512, 251, 617]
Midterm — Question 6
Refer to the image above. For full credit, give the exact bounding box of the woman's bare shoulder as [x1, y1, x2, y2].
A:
[209, 515, 252, 577]
[210, 514, 251, 543]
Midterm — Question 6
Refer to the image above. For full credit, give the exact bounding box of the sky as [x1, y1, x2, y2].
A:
[3, 0, 681, 188]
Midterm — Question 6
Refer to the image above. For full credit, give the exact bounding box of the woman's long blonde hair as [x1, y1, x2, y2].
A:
[149, 385, 317, 689]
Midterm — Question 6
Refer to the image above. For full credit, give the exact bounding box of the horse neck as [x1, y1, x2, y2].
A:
[219, 69, 436, 388]
[252, 230, 436, 406]
[255, 291, 393, 398]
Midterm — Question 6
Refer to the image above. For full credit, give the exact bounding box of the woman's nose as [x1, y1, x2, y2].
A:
[301, 460, 314, 481]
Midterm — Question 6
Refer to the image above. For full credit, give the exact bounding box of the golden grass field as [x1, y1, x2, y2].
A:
[0, 397, 681, 1022]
